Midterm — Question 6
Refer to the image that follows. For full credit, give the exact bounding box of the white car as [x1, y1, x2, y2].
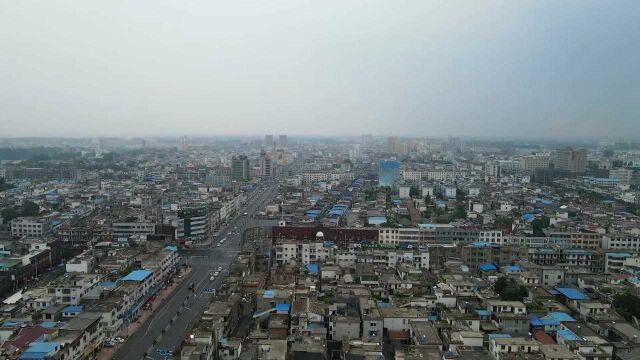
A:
[214, 271, 220, 276]
[217, 266, 223, 271]
[209, 276, 215, 281]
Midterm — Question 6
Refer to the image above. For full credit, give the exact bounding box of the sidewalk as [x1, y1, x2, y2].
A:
[96, 266, 193, 360]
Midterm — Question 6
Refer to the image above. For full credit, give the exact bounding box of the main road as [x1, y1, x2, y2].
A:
[116, 178, 283, 360]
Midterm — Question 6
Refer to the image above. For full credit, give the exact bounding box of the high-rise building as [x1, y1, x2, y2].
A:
[278, 134, 287, 148]
[276, 148, 287, 166]
[553, 148, 587, 173]
[387, 136, 400, 153]
[180, 136, 188, 151]
[486, 161, 501, 178]
[231, 155, 250, 181]
[260, 150, 273, 177]
[378, 160, 400, 187]
[177, 204, 209, 242]
[265, 135, 274, 148]
[609, 168, 633, 185]
[348, 144, 361, 160]
[519, 154, 550, 172]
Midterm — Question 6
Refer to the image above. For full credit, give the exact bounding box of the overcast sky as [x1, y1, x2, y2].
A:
[1, 1, 638, 139]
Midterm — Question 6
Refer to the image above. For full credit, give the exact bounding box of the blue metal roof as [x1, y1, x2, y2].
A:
[521, 213, 535, 222]
[554, 287, 590, 301]
[63, 305, 83, 313]
[121, 269, 152, 282]
[557, 329, 580, 341]
[263, 290, 275, 298]
[544, 312, 575, 323]
[479, 263, 497, 271]
[530, 315, 544, 327]
[21, 342, 59, 358]
[506, 265, 522, 273]
[307, 263, 318, 274]
[165, 246, 178, 252]
[275, 303, 290, 312]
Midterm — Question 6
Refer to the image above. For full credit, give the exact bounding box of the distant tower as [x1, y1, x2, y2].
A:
[98, 137, 105, 153]
[265, 135, 274, 148]
[181, 136, 188, 151]
[260, 150, 273, 177]
[278, 134, 287, 148]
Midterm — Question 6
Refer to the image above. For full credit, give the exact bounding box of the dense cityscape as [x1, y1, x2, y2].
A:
[0, 136, 639, 360]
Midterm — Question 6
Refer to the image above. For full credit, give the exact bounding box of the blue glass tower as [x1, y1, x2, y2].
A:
[378, 160, 400, 187]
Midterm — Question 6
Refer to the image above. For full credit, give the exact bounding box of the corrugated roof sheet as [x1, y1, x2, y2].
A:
[121, 269, 152, 282]
[554, 287, 590, 301]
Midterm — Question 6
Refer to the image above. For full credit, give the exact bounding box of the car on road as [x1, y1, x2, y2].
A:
[114, 336, 125, 343]
[209, 276, 215, 281]
[216, 243, 221, 247]
[214, 271, 220, 276]
[217, 266, 223, 271]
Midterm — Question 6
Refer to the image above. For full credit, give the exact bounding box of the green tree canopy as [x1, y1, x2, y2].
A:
[0, 177, 15, 192]
[1, 207, 19, 223]
[21, 200, 40, 217]
[453, 205, 467, 220]
[613, 292, 640, 321]
[494, 277, 528, 301]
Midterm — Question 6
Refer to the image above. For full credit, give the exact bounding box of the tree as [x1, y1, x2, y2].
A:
[531, 216, 550, 236]
[424, 194, 432, 205]
[456, 189, 467, 202]
[453, 205, 467, 220]
[21, 200, 40, 217]
[1, 207, 19, 223]
[0, 177, 15, 192]
[613, 292, 640, 321]
[495, 217, 513, 226]
[494, 277, 528, 301]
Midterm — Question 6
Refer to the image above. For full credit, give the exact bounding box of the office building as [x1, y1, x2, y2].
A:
[348, 144, 361, 160]
[378, 160, 400, 187]
[231, 155, 250, 181]
[388, 136, 400, 153]
[11, 217, 53, 238]
[519, 154, 550, 172]
[278, 134, 287, 148]
[553, 148, 587, 174]
[609, 168, 633, 185]
[265, 135, 274, 148]
[260, 150, 273, 177]
[180, 136, 187, 152]
[486, 161, 501, 178]
[177, 204, 209, 242]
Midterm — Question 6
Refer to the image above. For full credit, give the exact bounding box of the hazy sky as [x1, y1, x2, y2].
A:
[1, 1, 639, 139]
